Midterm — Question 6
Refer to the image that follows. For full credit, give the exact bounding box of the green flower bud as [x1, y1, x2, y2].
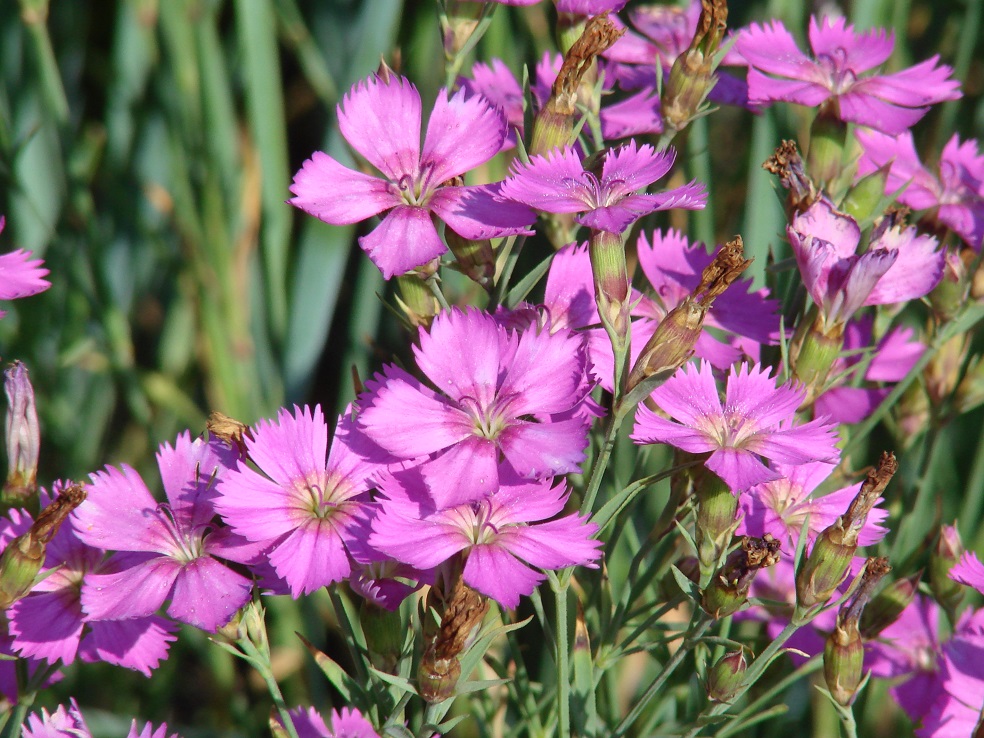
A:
[3, 362, 40, 510]
[694, 467, 739, 572]
[841, 163, 891, 223]
[859, 571, 920, 640]
[930, 524, 965, 617]
[702, 535, 781, 619]
[706, 650, 747, 703]
[361, 600, 405, 674]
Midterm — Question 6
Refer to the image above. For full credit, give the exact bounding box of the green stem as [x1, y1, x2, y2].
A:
[238, 635, 301, 738]
[19, 4, 70, 125]
[580, 409, 627, 518]
[0, 660, 62, 738]
[490, 235, 526, 310]
[555, 582, 571, 738]
[611, 614, 712, 738]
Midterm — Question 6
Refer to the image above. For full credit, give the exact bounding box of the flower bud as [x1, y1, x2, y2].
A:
[445, 227, 495, 291]
[859, 571, 920, 640]
[439, 1, 484, 61]
[693, 467, 739, 573]
[842, 163, 891, 224]
[661, 0, 728, 134]
[361, 600, 405, 674]
[823, 557, 890, 706]
[395, 269, 440, 328]
[807, 102, 848, 186]
[3, 362, 40, 509]
[701, 534, 781, 619]
[706, 650, 747, 702]
[0, 482, 86, 609]
[625, 236, 751, 407]
[529, 15, 623, 156]
[929, 524, 965, 617]
[796, 453, 897, 613]
[930, 246, 972, 322]
[790, 313, 844, 401]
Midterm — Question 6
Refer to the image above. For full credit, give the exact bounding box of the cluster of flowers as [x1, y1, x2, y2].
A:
[3, 0, 984, 736]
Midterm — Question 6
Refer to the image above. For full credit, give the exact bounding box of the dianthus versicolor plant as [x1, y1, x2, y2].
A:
[2, 1, 984, 737]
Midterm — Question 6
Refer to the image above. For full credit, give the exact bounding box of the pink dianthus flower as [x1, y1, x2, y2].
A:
[358, 308, 594, 509]
[0, 216, 50, 319]
[736, 15, 960, 134]
[370, 470, 601, 609]
[213, 405, 377, 597]
[289, 73, 534, 279]
[631, 361, 839, 492]
[74, 434, 257, 632]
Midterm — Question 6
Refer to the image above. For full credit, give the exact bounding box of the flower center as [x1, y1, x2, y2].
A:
[816, 47, 858, 95]
[156, 503, 205, 563]
[396, 161, 441, 207]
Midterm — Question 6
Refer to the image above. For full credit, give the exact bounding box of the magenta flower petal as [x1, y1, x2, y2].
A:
[82, 555, 180, 621]
[736, 20, 814, 80]
[863, 227, 944, 305]
[422, 88, 506, 182]
[500, 148, 596, 213]
[73, 466, 169, 553]
[288, 151, 399, 224]
[269, 521, 352, 596]
[950, 551, 984, 595]
[498, 419, 589, 478]
[166, 556, 251, 632]
[428, 184, 535, 240]
[633, 360, 838, 492]
[80, 617, 178, 677]
[336, 74, 421, 180]
[0, 249, 50, 302]
[359, 206, 447, 279]
[464, 545, 544, 610]
[359, 366, 473, 457]
[807, 15, 892, 73]
[419, 436, 500, 508]
[9, 591, 83, 664]
[496, 516, 601, 570]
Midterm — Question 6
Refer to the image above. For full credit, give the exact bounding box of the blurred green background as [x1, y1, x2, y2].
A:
[0, 0, 981, 735]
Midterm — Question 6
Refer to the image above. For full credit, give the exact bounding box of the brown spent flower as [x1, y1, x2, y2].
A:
[764, 140, 818, 214]
[419, 577, 490, 703]
[626, 236, 751, 399]
[701, 534, 782, 619]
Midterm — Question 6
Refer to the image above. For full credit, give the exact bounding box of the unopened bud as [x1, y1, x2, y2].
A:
[3, 362, 40, 509]
[823, 557, 890, 706]
[841, 163, 891, 224]
[930, 524, 965, 616]
[930, 246, 972, 322]
[445, 226, 495, 290]
[763, 140, 818, 216]
[0, 482, 86, 608]
[797, 453, 898, 612]
[706, 650, 747, 702]
[694, 467, 739, 572]
[529, 15, 623, 156]
[439, 1, 482, 60]
[361, 600, 405, 674]
[790, 313, 844, 400]
[589, 228, 630, 341]
[625, 236, 751, 406]
[807, 103, 848, 186]
[702, 534, 781, 619]
[860, 571, 920, 639]
[925, 334, 968, 407]
[395, 269, 440, 328]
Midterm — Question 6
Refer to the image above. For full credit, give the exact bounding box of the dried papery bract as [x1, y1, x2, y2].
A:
[824, 557, 891, 706]
[796, 452, 898, 614]
[529, 14, 624, 156]
[624, 235, 751, 409]
[207, 410, 251, 458]
[701, 534, 781, 619]
[419, 576, 490, 703]
[0, 483, 86, 609]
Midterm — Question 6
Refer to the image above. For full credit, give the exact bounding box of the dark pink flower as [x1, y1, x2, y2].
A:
[632, 361, 839, 491]
[290, 73, 534, 279]
[358, 308, 593, 509]
[856, 129, 984, 249]
[370, 470, 601, 609]
[0, 216, 50, 319]
[499, 142, 706, 234]
[950, 551, 984, 595]
[214, 406, 376, 597]
[74, 434, 256, 632]
[9, 489, 177, 676]
[788, 199, 944, 327]
[736, 16, 960, 134]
